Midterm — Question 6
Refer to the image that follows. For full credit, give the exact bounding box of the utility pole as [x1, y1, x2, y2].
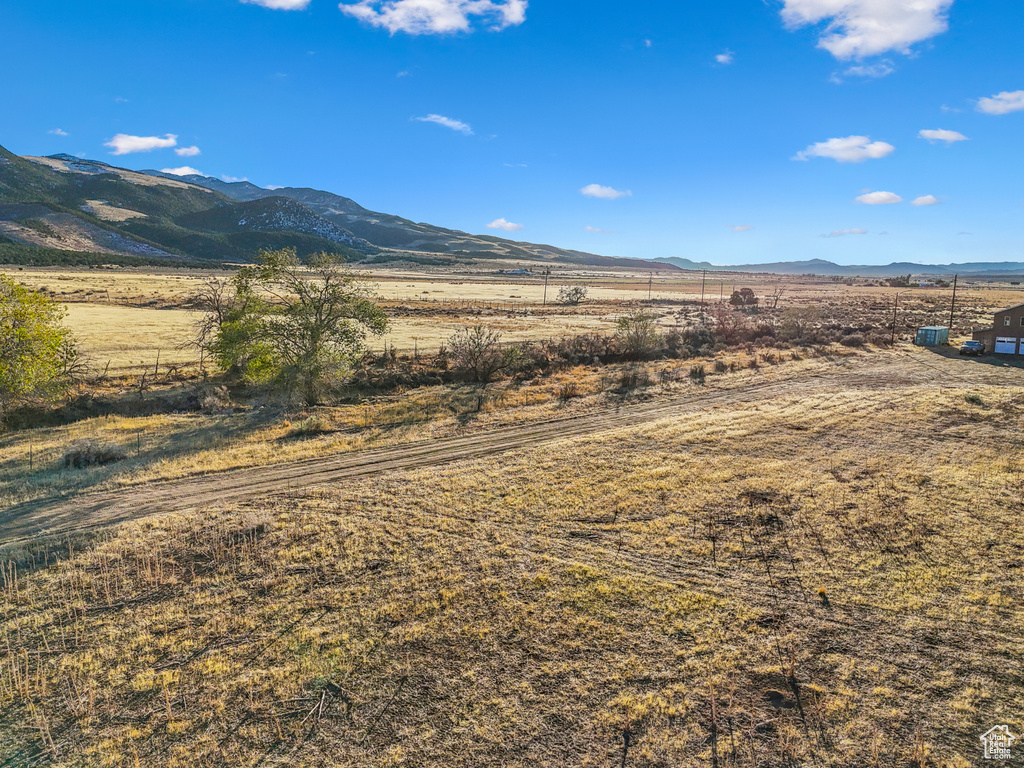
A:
[648, 273, 653, 302]
[948, 273, 958, 329]
[542, 268, 550, 306]
[890, 292, 900, 345]
[700, 269, 707, 309]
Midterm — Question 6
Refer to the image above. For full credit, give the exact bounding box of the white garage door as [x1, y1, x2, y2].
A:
[995, 337, 1018, 354]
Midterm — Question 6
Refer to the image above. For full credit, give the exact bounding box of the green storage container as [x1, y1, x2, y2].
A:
[915, 326, 950, 346]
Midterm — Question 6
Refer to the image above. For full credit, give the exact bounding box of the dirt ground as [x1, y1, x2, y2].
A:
[3, 345, 1019, 546]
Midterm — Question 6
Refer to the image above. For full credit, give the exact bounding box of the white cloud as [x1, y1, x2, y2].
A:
[731, 225, 754, 232]
[486, 217, 523, 232]
[175, 145, 201, 157]
[855, 191, 902, 205]
[414, 114, 473, 135]
[794, 135, 894, 163]
[823, 228, 868, 237]
[160, 166, 204, 177]
[222, 175, 249, 183]
[241, 0, 310, 9]
[48, 128, 69, 137]
[340, 0, 527, 35]
[266, 185, 285, 190]
[834, 60, 894, 82]
[918, 128, 968, 144]
[976, 90, 1024, 116]
[580, 183, 631, 200]
[716, 50, 734, 65]
[105, 133, 178, 155]
[585, 225, 615, 234]
[911, 195, 940, 206]
[643, 38, 653, 48]
[780, 0, 953, 60]
[485, 217, 524, 231]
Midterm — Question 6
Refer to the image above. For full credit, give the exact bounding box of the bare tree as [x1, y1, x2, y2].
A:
[186, 277, 235, 356]
[448, 325, 516, 382]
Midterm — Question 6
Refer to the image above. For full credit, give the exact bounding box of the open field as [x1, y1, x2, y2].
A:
[6, 264, 1024, 370]
[62, 304, 196, 372]
[9, 264, 1024, 309]
[1, 347, 1022, 766]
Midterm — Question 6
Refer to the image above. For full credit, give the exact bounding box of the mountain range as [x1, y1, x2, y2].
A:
[0, 144, 671, 270]
[1, 142, 1021, 277]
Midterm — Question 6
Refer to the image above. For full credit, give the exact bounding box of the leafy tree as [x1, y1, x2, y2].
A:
[729, 288, 759, 307]
[0, 274, 78, 423]
[616, 308, 661, 359]
[199, 249, 388, 405]
[557, 285, 589, 305]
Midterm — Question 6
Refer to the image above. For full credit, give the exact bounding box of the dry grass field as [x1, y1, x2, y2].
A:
[9, 264, 1024, 368]
[2, 264, 1024, 767]
[1, 350, 1022, 767]
[0, 345, 835, 511]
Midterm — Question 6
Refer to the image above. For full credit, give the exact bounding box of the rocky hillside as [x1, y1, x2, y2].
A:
[143, 169, 669, 268]
[1, 143, 673, 269]
[176, 197, 371, 249]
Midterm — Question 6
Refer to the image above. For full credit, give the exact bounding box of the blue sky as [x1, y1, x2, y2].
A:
[1, 0, 1022, 265]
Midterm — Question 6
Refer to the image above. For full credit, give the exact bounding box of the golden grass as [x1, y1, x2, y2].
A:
[0, 347, 830, 510]
[1, 373, 1021, 766]
[5, 265, 1021, 365]
[62, 304, 197, 372]
[11, 266, 1024, 314]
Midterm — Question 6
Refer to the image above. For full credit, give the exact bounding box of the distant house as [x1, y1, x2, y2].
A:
[973, 302, 1024, 355]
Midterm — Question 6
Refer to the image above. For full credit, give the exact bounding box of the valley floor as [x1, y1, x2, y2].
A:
[1, 347, 1022, 766]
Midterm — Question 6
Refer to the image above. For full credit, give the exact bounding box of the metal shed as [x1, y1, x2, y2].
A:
[915, 326, 950, 346]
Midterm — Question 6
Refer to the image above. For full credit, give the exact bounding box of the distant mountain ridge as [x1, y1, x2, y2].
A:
[141, 168, 661, 268]
[2, 142, 1021, 276]
[655, 256, 1024, 277]
[0, 142, 677, 269]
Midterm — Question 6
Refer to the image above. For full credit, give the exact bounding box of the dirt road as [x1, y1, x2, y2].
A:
[1, 349, 1018, 545]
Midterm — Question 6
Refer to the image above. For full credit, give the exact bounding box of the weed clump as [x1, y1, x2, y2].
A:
[558, 381, 581, 401]
[615, 367, 651, 392]
[286, 416, 333, 439]
[688, 364, 706, 385]
[62, 439, 127, 469]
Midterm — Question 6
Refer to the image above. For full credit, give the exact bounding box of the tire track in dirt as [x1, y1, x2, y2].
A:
[0, 354, 1003, 545]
